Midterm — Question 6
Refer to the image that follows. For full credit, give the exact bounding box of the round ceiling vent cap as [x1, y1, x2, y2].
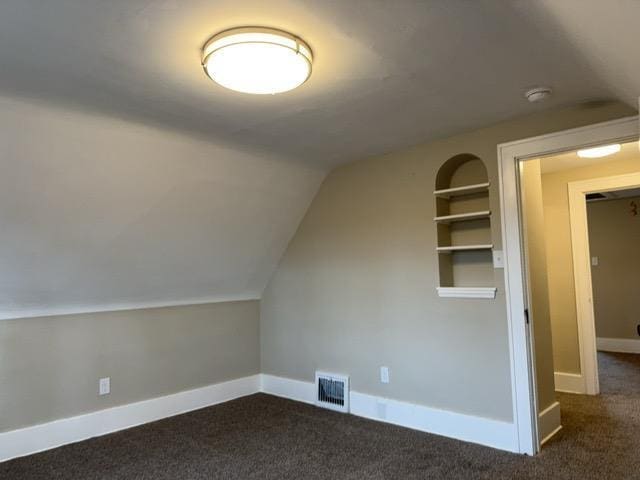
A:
[524, 86, 553, 103]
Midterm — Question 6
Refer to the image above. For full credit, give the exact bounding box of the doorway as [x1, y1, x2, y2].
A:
[497, 116, 638, 454]
[519, 141, 640, 447]
[585, 185, 640, 395]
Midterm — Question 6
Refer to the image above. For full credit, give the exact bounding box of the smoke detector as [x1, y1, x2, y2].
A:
[525, 86, 552, 103]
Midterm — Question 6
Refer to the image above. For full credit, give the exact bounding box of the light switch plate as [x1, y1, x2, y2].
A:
[493, 250, 504, 269]
[380, 366, 390, 384]
[591, 256, 599, 266]
[99, 377, 110, 396]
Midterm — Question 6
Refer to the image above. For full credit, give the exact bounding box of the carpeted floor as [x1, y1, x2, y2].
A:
[2, 352, 639, 479]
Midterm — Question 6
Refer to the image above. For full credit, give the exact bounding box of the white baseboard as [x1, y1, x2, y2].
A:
[554, 371, 585, 394]
[2, 372, 524, 462]
[0, 374, 261, 463]
[260, 373, 316, 404]
[260, 374, 519, 453]
[597, 337, 640, 354]
[537, 401, 561, 445]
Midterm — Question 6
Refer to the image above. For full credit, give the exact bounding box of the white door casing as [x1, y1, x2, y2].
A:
[497, 115, 638, 454]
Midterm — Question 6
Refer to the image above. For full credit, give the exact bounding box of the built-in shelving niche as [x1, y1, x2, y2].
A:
[434, 153, 496, 299]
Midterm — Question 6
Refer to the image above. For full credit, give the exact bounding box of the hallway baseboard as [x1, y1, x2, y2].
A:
[538, 401, 561, 445]
[597, 337, 640, 354]
[554, 372, 585, 394]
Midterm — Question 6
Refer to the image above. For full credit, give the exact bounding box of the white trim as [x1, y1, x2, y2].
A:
[261, 374, 519, 452]
[568, 172, 640, 395]
[537, 401, 561, 445]
[261, 373, 316, 404]
[554, 372, 586, 394]
[497, 115, 638, 455]
[0, 374, 261, 463]
[597, 337, 640, 354]
[434, 182, 490, 198]
[436, 287, 497, 299]
[0, 294, 260, 321]
[434, 210, 491, 224]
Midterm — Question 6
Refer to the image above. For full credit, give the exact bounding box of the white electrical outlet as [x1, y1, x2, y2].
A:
[99, 377, 110, 396]
[380, 366, 390, 384]
[591, 256, 599, 266]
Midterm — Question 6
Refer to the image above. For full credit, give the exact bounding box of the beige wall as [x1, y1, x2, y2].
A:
[261, 102, 635, 422]
[0, 300, 259, 432]
[542, 158, 640, 373]
[588, 196, 640, 340]
[521, 160, 556, 411]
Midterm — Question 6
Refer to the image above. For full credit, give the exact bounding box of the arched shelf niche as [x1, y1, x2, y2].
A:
[434, 153, 496, 299]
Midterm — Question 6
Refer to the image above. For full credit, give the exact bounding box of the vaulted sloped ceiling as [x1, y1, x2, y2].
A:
[0, 97, 325, 319]
[0, 0, 638, 318]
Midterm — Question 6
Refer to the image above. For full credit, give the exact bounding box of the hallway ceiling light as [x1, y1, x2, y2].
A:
[202, 27, 313, 94]
[577, 144, 621, 158]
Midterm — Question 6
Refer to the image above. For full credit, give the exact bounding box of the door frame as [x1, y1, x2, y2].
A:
[497, 115, 638, 455]
[568, 171, 640, 395]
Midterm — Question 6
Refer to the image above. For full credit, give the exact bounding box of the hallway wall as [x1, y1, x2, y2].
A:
[521, 159, 556, 411]
[588, 196, 640, 342]
[541, 157, 640, 374]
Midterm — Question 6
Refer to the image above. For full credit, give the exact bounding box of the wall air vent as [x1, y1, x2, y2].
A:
[586, 192, 607, 202]
[315, 372, 349, 413]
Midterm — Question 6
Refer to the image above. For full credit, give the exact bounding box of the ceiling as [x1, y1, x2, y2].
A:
[0, 96, 325, 319]
[0, 0, 638, 169]
[540, 140, 640, 174]
[1, 1, 639, 319]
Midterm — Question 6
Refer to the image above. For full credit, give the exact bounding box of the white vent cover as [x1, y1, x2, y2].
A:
[315, 371, 349, 413]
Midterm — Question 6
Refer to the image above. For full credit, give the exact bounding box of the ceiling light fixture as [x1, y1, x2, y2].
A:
[577, 144, 621, 158]
[202, 27, 313, 95]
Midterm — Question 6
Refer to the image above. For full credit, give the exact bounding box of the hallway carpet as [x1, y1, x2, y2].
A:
[2, 352, 639, 479]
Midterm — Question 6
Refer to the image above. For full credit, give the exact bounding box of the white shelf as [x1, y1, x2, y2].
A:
[434, 182, 490, 198]
[434, 210, 491, 224]
[437, 244, 493, 253]
[437, 287, 497, 299]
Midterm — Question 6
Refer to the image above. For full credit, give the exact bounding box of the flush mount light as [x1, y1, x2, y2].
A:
[577, 144, 621, 158]
[202, 27, 313, 94]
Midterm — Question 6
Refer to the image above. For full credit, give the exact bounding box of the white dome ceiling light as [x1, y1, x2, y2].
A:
[202, 27, 313, 95]
[577, 144, 621, 158]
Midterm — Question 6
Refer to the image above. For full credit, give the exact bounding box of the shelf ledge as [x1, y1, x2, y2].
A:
[437, 244, 493, 253]
[437, 287, 497, 299]
[434, 182, 490, 198]
[434, 210, 491, 224]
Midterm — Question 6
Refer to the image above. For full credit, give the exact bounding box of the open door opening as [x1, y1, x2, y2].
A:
[518, 140, 640, 450]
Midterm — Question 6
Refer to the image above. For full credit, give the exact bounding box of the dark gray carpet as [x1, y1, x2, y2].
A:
[2, 352, 639, 479]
